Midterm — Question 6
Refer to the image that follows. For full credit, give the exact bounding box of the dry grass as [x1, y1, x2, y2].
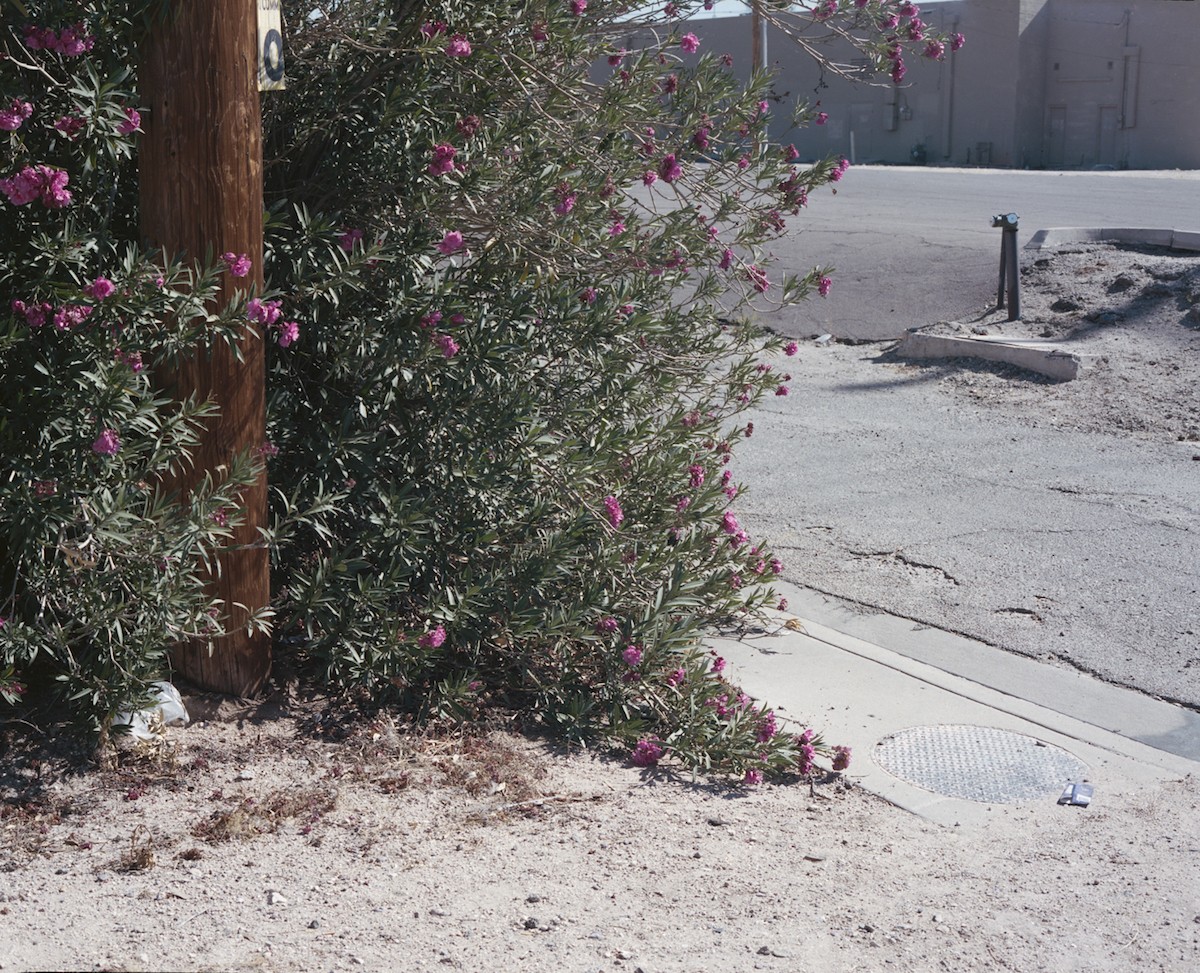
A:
[190, 786, 339, 843]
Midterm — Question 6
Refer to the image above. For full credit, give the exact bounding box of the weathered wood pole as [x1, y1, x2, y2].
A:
[139, 2, 271, 696]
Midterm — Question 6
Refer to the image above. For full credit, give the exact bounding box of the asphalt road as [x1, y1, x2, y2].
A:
[737, 167, 1200, 711]
[765, 166, 1200, 341]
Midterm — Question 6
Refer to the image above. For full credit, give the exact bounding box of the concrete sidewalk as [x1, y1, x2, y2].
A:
[713, 581, 1200, 828]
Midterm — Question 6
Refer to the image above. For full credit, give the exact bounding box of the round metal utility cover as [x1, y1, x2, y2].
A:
[874, 724, 1087, 804]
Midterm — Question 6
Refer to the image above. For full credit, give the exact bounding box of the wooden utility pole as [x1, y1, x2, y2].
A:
[139, 2, 271, 696]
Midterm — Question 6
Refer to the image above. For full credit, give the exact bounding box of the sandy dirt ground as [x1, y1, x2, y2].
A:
[2, 709, 1198, 973]
[912, 241, 1200, 444]
[2, 242, 1199, 973]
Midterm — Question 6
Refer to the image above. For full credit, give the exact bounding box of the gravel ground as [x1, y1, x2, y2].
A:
[2, 708, 1198, 973]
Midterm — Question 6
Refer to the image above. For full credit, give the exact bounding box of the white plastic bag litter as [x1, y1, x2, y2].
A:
[114, 681, 189, 741]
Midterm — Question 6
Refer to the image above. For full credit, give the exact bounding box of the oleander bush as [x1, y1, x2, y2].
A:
[1, 1, 953, 779]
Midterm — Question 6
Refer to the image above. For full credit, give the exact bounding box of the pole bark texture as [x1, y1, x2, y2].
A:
[139, 2, 271, 696]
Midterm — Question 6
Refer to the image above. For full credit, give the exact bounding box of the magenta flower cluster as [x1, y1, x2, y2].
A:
[1, 165, 72, 208]
[23, 23, 95, 57]
[603, 495, 624, 529]
[428, 143, 459, 177]
[248, 298, 301, 348]
[630, 737, 665, 767]
[12, 298, 92, 331]
[417, 624, 447, 649]
[0, 98, 33, 132]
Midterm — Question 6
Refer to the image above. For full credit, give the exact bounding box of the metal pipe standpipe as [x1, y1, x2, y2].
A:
[991, 212, 1020, 321]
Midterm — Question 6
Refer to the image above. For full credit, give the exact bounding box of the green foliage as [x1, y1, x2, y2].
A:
[2, 1, 949, 776]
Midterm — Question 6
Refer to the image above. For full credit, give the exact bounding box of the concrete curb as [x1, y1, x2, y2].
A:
[893, 330, 1081, 381]
[1025, 226, 1200, 251]
[893, 225, 1200, 379]
[712, 608, 1200, 828]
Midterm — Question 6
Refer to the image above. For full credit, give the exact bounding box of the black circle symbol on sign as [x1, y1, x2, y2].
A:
[262, 29, 285, 82]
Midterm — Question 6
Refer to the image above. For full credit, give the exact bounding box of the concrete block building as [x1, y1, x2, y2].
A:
[696, 0, 1199, 170]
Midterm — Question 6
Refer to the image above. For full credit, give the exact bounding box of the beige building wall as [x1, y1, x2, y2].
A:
[694, 0, 1199, 170]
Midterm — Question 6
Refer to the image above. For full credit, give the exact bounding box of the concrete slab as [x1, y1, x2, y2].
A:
[1172, 229, 1200, 251]
[712, 608, 1200, 828]
[1025, 226, 1191, 250]
[893, 330, 1081, 380]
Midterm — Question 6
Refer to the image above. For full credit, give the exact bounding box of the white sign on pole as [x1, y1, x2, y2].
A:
[257, 0, 286, 91]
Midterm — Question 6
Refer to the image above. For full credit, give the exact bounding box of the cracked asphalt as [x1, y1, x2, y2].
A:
[735, 167, 1200, 709]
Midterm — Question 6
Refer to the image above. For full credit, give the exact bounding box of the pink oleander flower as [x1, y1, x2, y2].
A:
[784, 341, 799, 356]
[1, 165, 71, 208]
[456, 115, 481, 137]
[580, 287, 597, 305]
[813, 0, 837, 22]
[554, 183, 577, 215]
[84, 276, 115, 301]
[692, 127, 710, 150]
[437, 230, 464, 255]
[428, 142, 458, 176]
[92, 428, 120, 456]
[830, 157, 850, 181]
[775, 385, 789, 396]
[679, 32, 700, 54]
[34, 479, 58, 497]
[444, 35, 472, 57]
[900, 3, 921, 18]
[771, 558, 784, 574]
[818, 275, 833, 297]
[622, 645, 643, 667]
[420, 21, 447, 38]
[923, 39, 946, 60]
[756, 710, 778, 743]
[52, 304, 91, 330]
[595, 616, 619, 636]
[729, 573, 743, 589]
[247, 298, 283, 326]
[777, 597, 789, 611]
[816, 111, 829, 126]
[798, 742, 816, 774]
[665, 668, 686, 687]
[339, 228, 364, 252]
[746, 265, 770, 293]
[571, 0, 588, 15]
[951, 32, 966, 52]
[711, 655, 726, 674]
[418, 624, 447, 649]
[718, 249, 734, 271]
[221, 252, 251, 277]
[642, 170, 658, 187]
[532, 22, 549, 42]
[25, 23, 94, 57]
[721, 511, 739, 535]
[658, 153, 682, 183]
[53, 115, 84, 139]
[832, 745, 852, 771]
[434, 333, 459, 357]
[117, 107, 141, 135]
[277, 321, 300, 348]
[0, 98, 33, 132]
[688, 464, 705, 488]
[758, 99, 770, 116]
[603, 495, 624, 529]
[891, 58, 907, 84]
[257, 441, 280, 459]
[608, 218, 626, 236]
[630, 737, 664, 767]
[743, 769, 763, 786]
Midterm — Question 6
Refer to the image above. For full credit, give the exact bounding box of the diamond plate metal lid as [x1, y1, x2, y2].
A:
[874, 724, 1088, 804]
